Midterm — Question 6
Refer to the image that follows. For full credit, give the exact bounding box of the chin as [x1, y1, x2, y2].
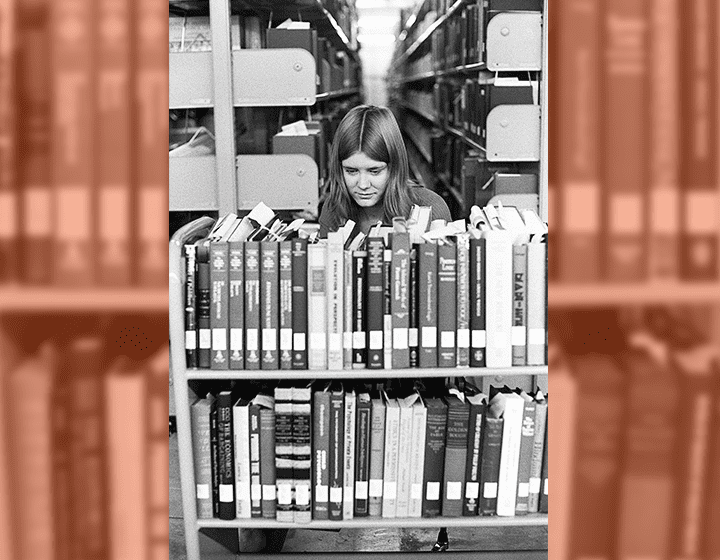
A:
[353, 197, 379, 207]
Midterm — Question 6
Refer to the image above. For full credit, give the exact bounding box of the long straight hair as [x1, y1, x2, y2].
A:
[324, 105, 417, 229]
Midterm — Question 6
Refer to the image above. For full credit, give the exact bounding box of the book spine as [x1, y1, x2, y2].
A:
[354, 395, 372, 516]
[422, 400, 448, 517]
[352, 251, 368, 369]
[343, 250, 353, 369]
[233, 402, 251, 518]
[512, 243, 528, 366]
[366, 238, 385, 369]
[437, 242, 457, 368]
[539, 418, 548, 514]
[395, 404, 414, 518]
[259, 407, 277, 519]
[469, 237, 486, 367]
[228, 242, 245, 370]
[210, 242, 230, 370]
[210, 400, 220, 516]
[274, 390, 294, 522]
[442, 400, 469, 517]
[527, 402, 547, 512]
[52, 0, 95, 285]
[291, 238, 308, 369]
[97, 0, 131, 286]
[479, 417, 504, 515]
[383, 247, 393, 369]
[484, 232, 513, 368]
[326, 232, 344, 370]
[496, 397, 524, 516]
[408, 246, 419, 368]
[343, 390, 356, 519]
[329, 389, 345, 520]
[368, 398, 386, 516]
[456, 234, 470, 367]
[313, 390, 331, 520]
[279, 241, 293, 370]
[408, 401, 427, 517]
[515, 400, 536, 515]
[525, 242, 547, 365]
[391, 231, 411, 369]
[185, 244, 198, 368]
[244, 241, 261, 370]
[308, 243, 328, 370]
[260, 241, 279, 370]
[382, 401, 400, 518]
[191, 399, 213, 518]
[418, 243, 438, 368]
[217, 392, 235, 519]
[197, 259, 212, 368]
[249, 405, 262, 517]
[293, 387, 312, 523]
[463, 402, 484, 516]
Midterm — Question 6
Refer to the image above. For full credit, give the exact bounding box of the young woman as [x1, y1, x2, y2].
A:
[319, 105, 451, 237]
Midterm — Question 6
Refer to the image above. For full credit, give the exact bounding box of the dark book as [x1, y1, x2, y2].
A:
[528, 395, 548, 513]
[479, 411, 504, 515]
[456, 234, 470, 367]
[216, 390, 236, 519]
[512, 243, 528, 366]
[249, 401, 262, 517]
[437, 242, 457, 368]
[383, 242, 393, 369]
[184, 243, 199, 368]
[210, 397, 220, 516]
[418, 242, 438, 368]
[329, 384, 345, 520]
[260, 241, 279, 370]
[408, 245, 419, 368]
[469, 236, 486, 367]
[228, 241, 244, 370]
[274, 386, 294, 522]
[291, 238, 308, 369]
[514, 392, 536, 515]
[279, 240, 293, 370]
[259, 400, 277, 519]
[293, 385, 313, 523]
[442, 392, 470, 516]
[244, 241, 261, 370]
[196, 256, 212, 369]
[354, 391, 372, 516]
[463, 393, 486, 516]
[191, 396, 214, 519]
[352, 250, 368, 369]
[539, 416, 548, 514]
[312, 384, 331, 519]
[366, 237, 385, 369]
[422, 397, 448, 517]
[368, 395, 386, 516]
[210, 241, 230, 370]
[391, 229, 411, 369]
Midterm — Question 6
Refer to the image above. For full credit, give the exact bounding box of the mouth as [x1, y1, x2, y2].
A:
[355, 193, 376, 199]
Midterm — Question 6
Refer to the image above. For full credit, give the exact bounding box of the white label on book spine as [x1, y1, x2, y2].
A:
[315, 485, 329, 502]
[199, 329, 211, 348]
[25, 188, 52, 237]
[512, 326, 526, 345]
[219, 484, 234, 503]
[369, 331, 383, 350]
[383, 481, 397, 500]
[529, 477, 541, 493]
[369, 479, 383, 497]
[446, 481, 462, 500]
[0, 193, 16, 238]
[457, 328, 470, 348]
[251, 484, 262, 501]
[330, 487, 343, 504]
[465, 482, 479, 499]
[295, 484, 310, 506]
[422, 327, 437, 348]
[411, 483, 422, 500]
[393, 328, 408, 349]
[280, 328, 292, 350]
[426, 482, 440, 501]
[651, 187, 679, 234]
[212, 329, 227, 351]
[353, 332, 366, 348]
[328, 333, 342, 351]
[196, 484, 210, 500]
[472, 330, 487, 348]
[610, 193, 643, 234]
[440, 331, 455, 349]
[528, 328, 545, 345]
[543, 479, 548, 495]
[185, 331, 197, 349]
[277, 484, 292, 505]
[293, 333, 306, 351]
[310, 332, 327, 349]
[564, 182, 599, 233]
[686, 191, 719, 233]
[408, 328, 418, 347]
[355, 481, 368, 499]
[58, 187, 91, 240]
[246, 329, 258, 351]
[483, 482, 498, 499]
[231, 328, 243, 350]
[100, 187, 129, 241]
[262, 329, 277, 351]
[262, 485, 276, 500]
[517, 482, 530, 498]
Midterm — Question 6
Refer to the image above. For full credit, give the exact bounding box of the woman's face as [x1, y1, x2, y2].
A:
[341, 151, 389, 209]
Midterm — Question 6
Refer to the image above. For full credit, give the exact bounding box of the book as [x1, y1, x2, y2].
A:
[368, 394, 386, 516]
[383, 243, 393, 370]
[274, 386, 294, 522]
[244, 241, 261, 370]
[408, 246, 419, 367]
[484, 230, 513, 367]
[408, 394, 428, 517]
[354, 390, 372, 516]
[437, 241, 457, 368]
[422, 397, 448, 517]
[308, 242, 328, 370]
[233, 396, 252, 518]
[382, 394, 400, 518]
[326, 231, 344, 370]
[514, 391, 536, 515]
[278, 241, 293, 369]
[463, 392, 486, 516]
[442, 390, 470, 517]
[192, 396, 214, 519]
[260, 241, 280, 370]
[479, 397, 503, 515]
[527, 394, 547, 512]
[312, 384, 331, 520]
[291, 238, 308, 369]
[258, 395, 277, 519]
[343, 250, 353, 369]
[293, 385, 312, 523]
[196, 248, 212, 368]
[329, 384, 345, 520]
[210, 395, 220, 516]
[395, 392, 417, 517]
[343, 387, 357, 519]
[390, 229, 411, 369]
[525, 237, 547, 365]
[469, 236, 486, 367]
[511, 243, 528, 366]
[185, 243, 199, 367]
[228, 240, 245, 370]
[496, 390, 524, 516]
[418, 242, 439, 368]
[366, 237, 385, 369]
[210, 240, 230, 370]
[352, 250, 368, 369]
[249, 399, 262, 517]
[216, 390, 236, 519]
[456, 233, 471, 367]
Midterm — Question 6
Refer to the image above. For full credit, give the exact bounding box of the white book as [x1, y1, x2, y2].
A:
[496, 392, 525, 516]
[483, 230, 514, 367]
[233, 398, 252, 518]
[395, 394, 417, 518]
[342, 388, 357, 518]
[307, 242, 327, 369]
[343, 249, 354, 369]
[381, 395, 400, 518]
[408, 397, 427, 517]
[326, 231, 344, 370]
[526, 238, 547, 365]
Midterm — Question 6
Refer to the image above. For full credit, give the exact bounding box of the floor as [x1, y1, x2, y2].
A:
[170, 433, 548, 558]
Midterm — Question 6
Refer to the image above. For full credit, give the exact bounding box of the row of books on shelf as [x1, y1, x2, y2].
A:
[0, 0, 167, 286]
[552, 0, 719, 282]
[191, 379, 548, 522]
[183, 202, 548, 371]
[1, 336, 168, 560]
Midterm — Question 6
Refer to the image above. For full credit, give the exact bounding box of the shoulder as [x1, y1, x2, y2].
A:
[409, 185, 452, 222]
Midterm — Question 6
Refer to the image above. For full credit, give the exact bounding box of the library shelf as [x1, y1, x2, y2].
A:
[0, 288, 168, 312]
[186, 366, 548, 380]
[394, 62, 488, 85]
[316, 87, 362, 101]
[170, 156, 219, 211]
[170, 51, 214, 109]
[399, 102, 438, 126]
[548, 282, 720, 307]
[403, 130, 433, 165]
[197, 514, 548, 530]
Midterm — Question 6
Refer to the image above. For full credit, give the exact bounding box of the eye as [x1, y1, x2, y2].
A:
[370, 167, 385, 175]
[344, 168, 358, 175]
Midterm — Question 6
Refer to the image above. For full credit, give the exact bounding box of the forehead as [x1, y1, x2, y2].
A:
[341, 152, 386, 169]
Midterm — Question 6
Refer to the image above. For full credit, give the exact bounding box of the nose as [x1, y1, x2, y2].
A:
[358, 173, 371, 191]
